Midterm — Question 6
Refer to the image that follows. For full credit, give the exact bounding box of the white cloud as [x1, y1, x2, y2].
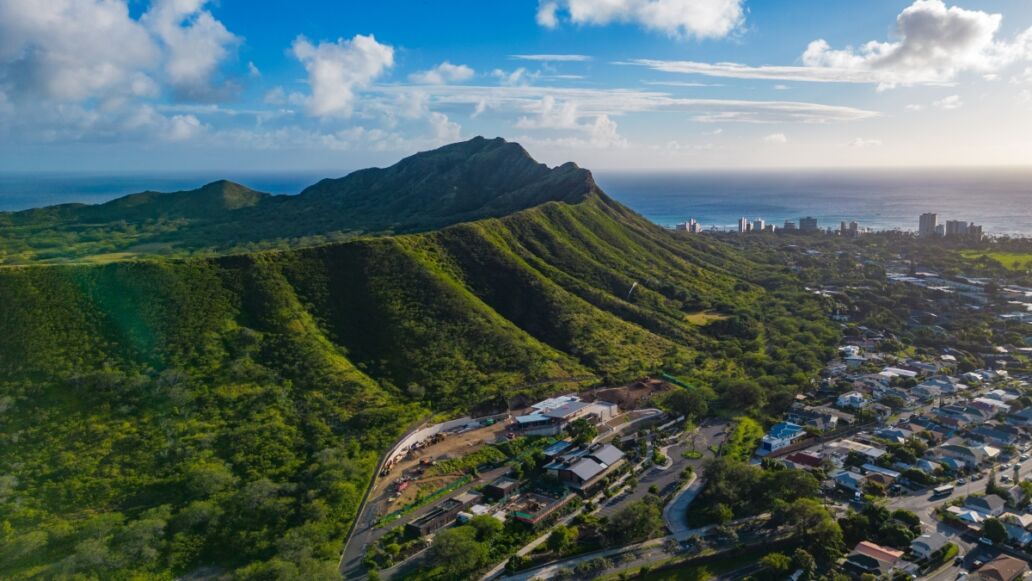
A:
[142, 0, 240, 98]
[491, 68, 537, 86]
[847, 137, 882, 147]
[428, 111, 461, 143]
[905, 103, 925, 111]
[537, 2, 559, 27]
[0, 0, 160, 102]
[537, 0, 745, 39]
[933, 94, 963, 109]
[166, 113, 204, 141]
[291, 34, 394, 118]
[763, 132, 787, 143]
[641, 80, 722, 88]
[248, 61, 261, 77]
[511, 54, 592, 62]
[409, 61, 475, 84]
[373, 84, 878, 124]
[626, 0, 1032, 88]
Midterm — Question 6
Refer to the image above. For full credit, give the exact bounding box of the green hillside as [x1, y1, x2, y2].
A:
[0, 142, 838, 579]
[0, 137, 597, 264]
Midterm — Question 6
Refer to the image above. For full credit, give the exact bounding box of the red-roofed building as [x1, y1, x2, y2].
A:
[783, 451, 823, 470]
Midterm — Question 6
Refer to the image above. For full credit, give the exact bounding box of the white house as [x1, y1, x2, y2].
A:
[757, 422, 807, 457]
[837, 391, 868, 409]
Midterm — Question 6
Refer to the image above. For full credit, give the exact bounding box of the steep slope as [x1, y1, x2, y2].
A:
[0, 143, 839, 579]
[0, 137, 597, 264]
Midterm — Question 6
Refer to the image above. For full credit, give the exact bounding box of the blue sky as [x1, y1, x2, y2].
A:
[2, 0, 1032, 171]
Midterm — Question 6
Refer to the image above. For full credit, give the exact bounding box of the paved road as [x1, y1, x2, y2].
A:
[340, 464, 510, 579]
[885, 453, 1032, 581]
[603, 418, 727, 515]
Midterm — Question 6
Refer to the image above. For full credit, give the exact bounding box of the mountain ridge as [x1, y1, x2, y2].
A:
[0, 137, 602, 264]
[0, 139, 840, 579]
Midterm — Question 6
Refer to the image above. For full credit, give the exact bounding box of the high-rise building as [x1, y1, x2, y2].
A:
[753, 218, 765, 232]
[765, 224, 776, 233]
[919, 213, 938, 237]
[945, 220, 969, 237]
[969, 224, 983, 241]
[799, 216, 818, 233]
[738, 217, 748, 233]
[783, 220, 797, 231]
[935, 224, 945, 237]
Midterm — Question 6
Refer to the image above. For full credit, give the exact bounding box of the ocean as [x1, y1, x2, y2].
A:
[1, 168, 1031, 236]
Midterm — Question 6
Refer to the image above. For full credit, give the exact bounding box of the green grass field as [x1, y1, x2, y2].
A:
[684, 311, 730, 326]
[961, 250, 1032, 271]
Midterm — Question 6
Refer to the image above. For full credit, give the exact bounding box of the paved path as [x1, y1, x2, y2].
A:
[341, 464, 510, 579]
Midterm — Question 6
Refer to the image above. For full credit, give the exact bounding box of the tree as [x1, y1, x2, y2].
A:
[792, 548, 817, 580]
[547, 525, 576, 555]
[604, 500, 662, 546]
[468, 515, 502, 542]
[567, 419, 598, 445]
[427, 526, 488, 577]
[982, 518, 1007, 545]
[662, 388, 711, 420]
[759, 552, 793, 580]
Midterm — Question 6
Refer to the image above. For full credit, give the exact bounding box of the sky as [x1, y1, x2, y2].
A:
[2, 0, 1032, 172]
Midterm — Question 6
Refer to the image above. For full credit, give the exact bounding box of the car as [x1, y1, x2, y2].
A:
[1021, 454, 1030, 461]
[1002, 475, 1012, 483]
[957, 478, 967, 485]
[979, 536, 995, 546]
[1000, 463, 1012, 470]
[955, 556, 964, 566]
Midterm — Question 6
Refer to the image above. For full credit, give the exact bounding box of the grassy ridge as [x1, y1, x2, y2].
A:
[0, 190, 836, 578]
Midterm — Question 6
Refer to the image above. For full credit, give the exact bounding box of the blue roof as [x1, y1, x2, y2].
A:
[768, 422, 804, 439]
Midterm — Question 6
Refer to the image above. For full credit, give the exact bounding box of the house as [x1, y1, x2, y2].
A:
[547, 443, 626, 492]
[406, 491, 482, 537]
[757, 422, 807, 456]
[868, 402, 892, 420]
[911, 383, 942, 401]
[910, 532, 948, 560]
[972, 397, 1012, 415]
[513, 396, 619, 436]
[946, 505, 985, 524]
[844, 541, 904, 576]
[936, 444, 987, 469]
[998, 513, 1032, 546]
[845, 355, 867, 369]
[833, 470, 866, 491]
[809, 405, 856, 425]
[824, 439, 887, 465]
[1007, 407, 1032, 429]
[786, 405, 840, 431]
[861, 463, 901, 482]
[970, 425, 1020, 447]
[483, 476, 519, 501]
[875, 426, 912, 444]
[783, 451, 824, 470]
[973, 554, 1029, 581]
[966, 494, 1007, 517]
[882, 366, 919, 379]
[837, 391, 868, 409]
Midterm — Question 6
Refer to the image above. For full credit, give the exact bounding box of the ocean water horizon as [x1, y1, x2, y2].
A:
[1, 167, 1031, 236]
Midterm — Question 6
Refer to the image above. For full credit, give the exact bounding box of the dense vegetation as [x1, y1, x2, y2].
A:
[0, 139, 838, 578]
[0, 138, 595, 265]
